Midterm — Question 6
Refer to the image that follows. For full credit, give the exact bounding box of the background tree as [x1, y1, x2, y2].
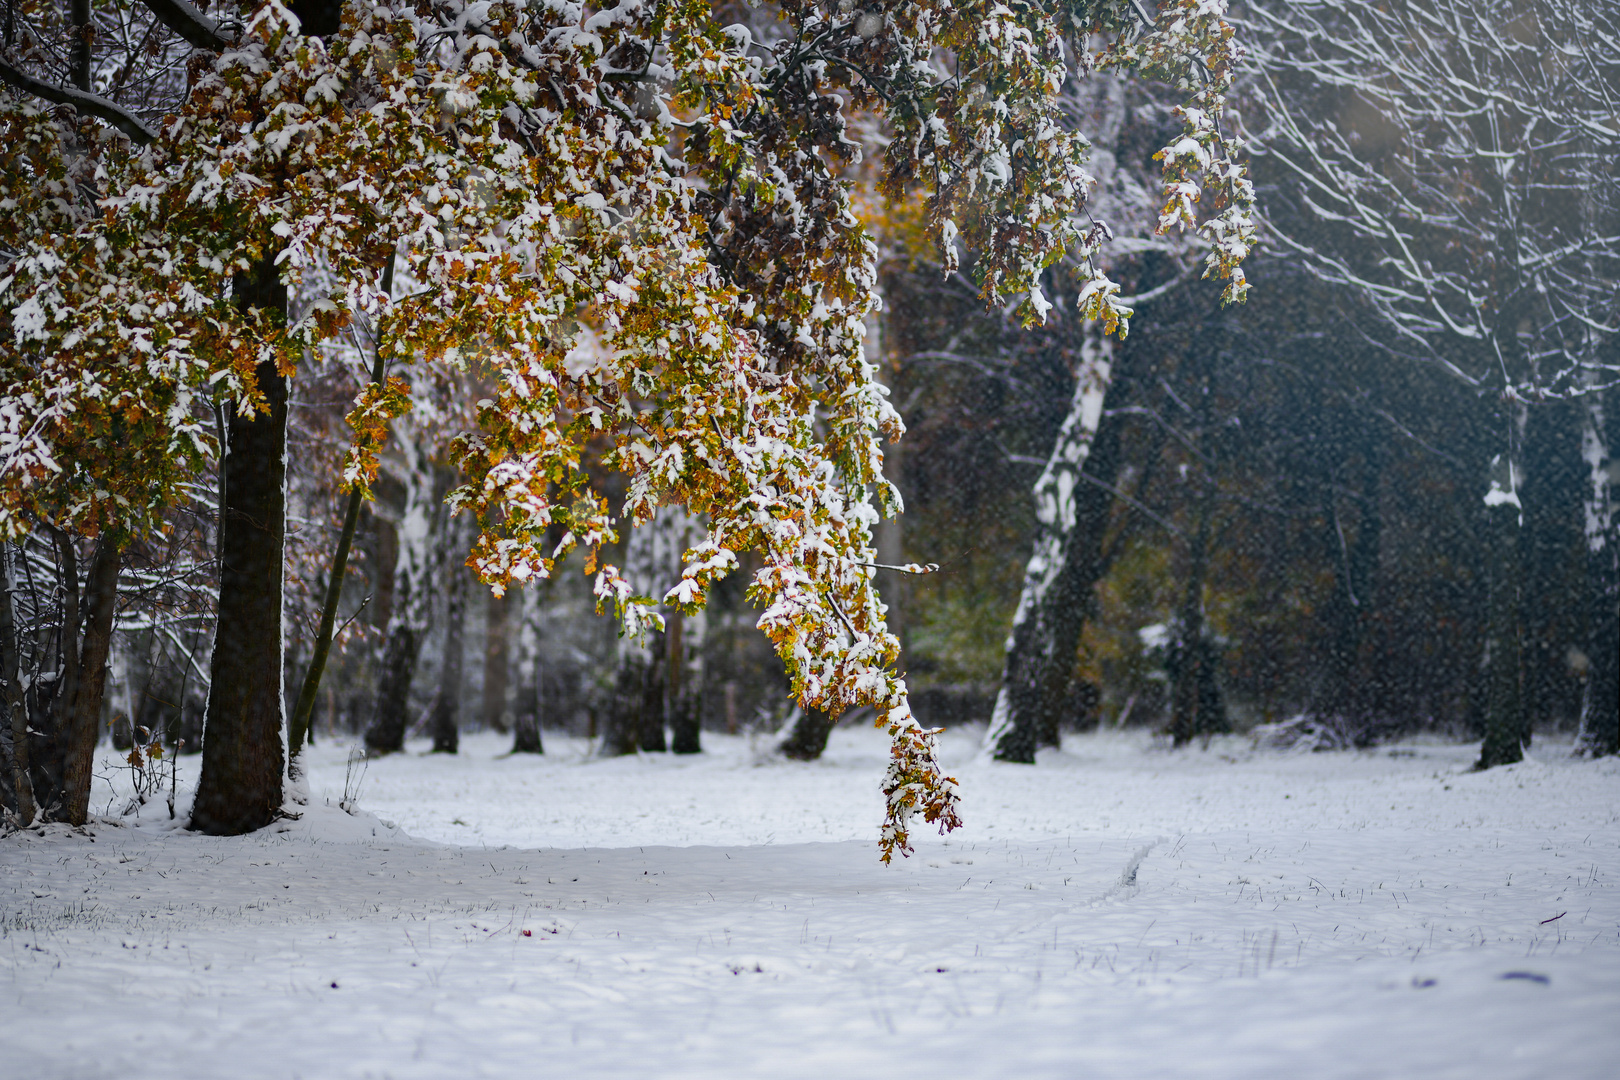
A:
[1245, 0, 1620, 763]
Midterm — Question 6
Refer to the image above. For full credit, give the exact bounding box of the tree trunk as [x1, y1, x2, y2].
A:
[366, 623, 419, 755]
[1, 546, 35, 826]
[361, 431, 438, 756]
[68, 0, 90, 92]
[778, 706, 835, 761]
[1576, 388, 1619, 757]
[668, 609, 702, 754]
[429, 539, 468, 755]
[192, 385, 288, 835]
[1520, 398, 1585, 736]
[1313, 438, 1385, 738]
[59, 539, 119, 826]
[482, 587, 512, 735]
[987, 334, 1129, 762]
[191, 317, 289, 834]
[511, 587, 543, 753]
[1477, 454, 1525, 769]
[1167, 480, 1222, 747]
[638, 628, 668, 752]
[599, 653, 644, 756]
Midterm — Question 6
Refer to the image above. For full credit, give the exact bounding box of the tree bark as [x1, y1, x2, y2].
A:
[365, 622, 419, 755]
[988, 334, 1129, 762]
[361, 431, 438, 756]
[1166, 478, 1223, 748]
[69, 0, 91, 93]
[1, 546, 35, 826]
[1312, 437, 1385, 737]
[60, 540, 119, 825]
[637, 628, 668, 752]
[481, 587, 512, 734]
[599, 653, 644, 757]
[191, 364, 289, 831]
[191, 255, 289, 834]
[668, 610, 702, 754]
[429, 543, 468, 755]
[1576, 388, 1619, 757]
[778, 706, 834, 761]
[1477, 454, 1525, 769]
[1519, 399, 1586, 736]
[511, 587, 542, 753]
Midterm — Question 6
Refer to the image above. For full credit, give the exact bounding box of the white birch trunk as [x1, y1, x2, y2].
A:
[982, 333, 1114, 758]
[1576, 387, 1619, 755]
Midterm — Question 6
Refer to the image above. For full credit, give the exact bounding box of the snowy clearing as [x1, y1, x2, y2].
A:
[4, 726, 1618, 1079]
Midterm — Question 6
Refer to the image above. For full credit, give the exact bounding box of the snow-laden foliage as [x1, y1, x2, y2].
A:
[1, 0, 1253, 857]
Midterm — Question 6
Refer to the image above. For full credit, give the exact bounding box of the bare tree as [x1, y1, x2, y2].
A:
[1247, 0, 1620, 762]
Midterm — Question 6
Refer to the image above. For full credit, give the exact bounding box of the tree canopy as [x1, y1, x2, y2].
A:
[1, 0, 1254, 854]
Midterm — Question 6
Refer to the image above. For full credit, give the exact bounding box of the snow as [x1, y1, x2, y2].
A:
[4, 725, 1618, 1079]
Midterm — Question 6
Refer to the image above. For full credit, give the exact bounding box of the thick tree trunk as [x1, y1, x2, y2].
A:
[191, 361, 289, 832]
[1, 546, 35, 826]
[1477, 455, 1525, 769]
[482, 588, 512, 734]
[668, 610, 702, 754]
[1576, 389, 1619, 757]
[778, 706, 835, 761]
[987, 335, 1129, 762]
[429, 544, 468, 755]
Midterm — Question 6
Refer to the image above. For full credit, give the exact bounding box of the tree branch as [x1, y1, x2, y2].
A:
[0, 57, 157, 143]
[139, 0, 234, 52]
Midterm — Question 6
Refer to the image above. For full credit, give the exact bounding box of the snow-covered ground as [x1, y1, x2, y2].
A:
[4, 725, 1617, 1079]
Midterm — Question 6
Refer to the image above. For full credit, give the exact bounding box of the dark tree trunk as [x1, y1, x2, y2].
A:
[1, 546, 35, 826]
[1580, 586, 1620, 758]
[46, 537, 119, 826]
[428, 552, 468, 755]
[778, 706, 835, 761]
[365, 623, 419, 755]
[599, 653, 644, 757]
[638, 629, 668, 752]
[1520, 399, 1586, 737]
[191, 340, 289, 833]
[1477, 460, 1525, 769]
[510, 590, 542, 754]
[1167, 482, 1223, 747]
[668, 612, 701, 754]
[192, 256, 289, 834]
[511, 698, 542, 753]
[68, 0, 90, 92]
[1313, 438, 1386, 738]
[482, 588, 512, 734]
[992, 345, 1134, 763]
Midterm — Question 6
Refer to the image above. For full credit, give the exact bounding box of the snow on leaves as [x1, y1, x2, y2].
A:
[1, 0, 1253, 859]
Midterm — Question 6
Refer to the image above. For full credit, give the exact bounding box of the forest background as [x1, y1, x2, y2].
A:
[1, 0, 1616, 840]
